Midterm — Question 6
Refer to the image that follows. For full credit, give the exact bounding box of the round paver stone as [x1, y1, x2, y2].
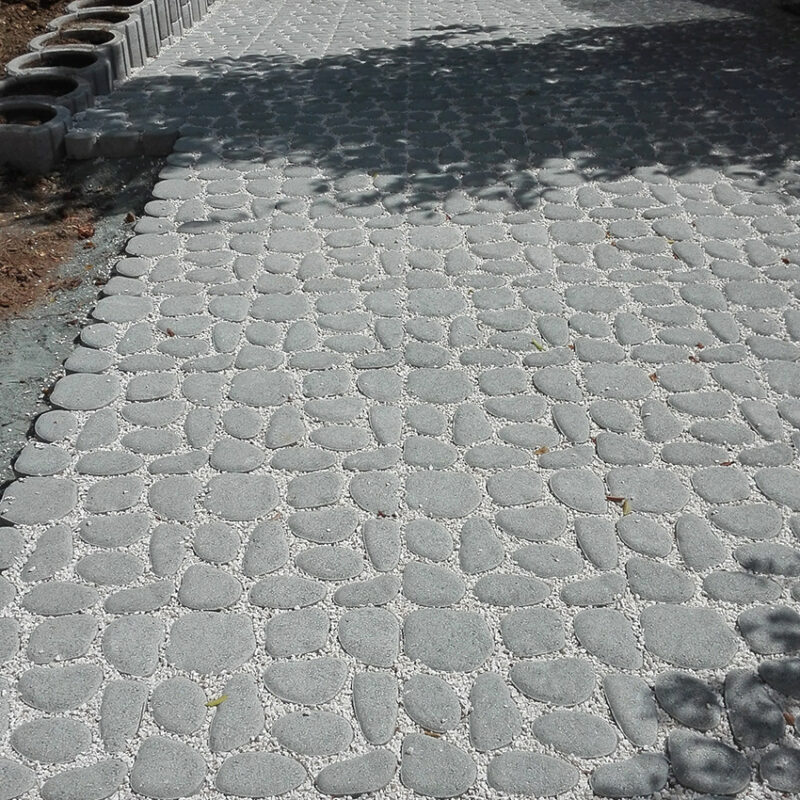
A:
[487, 751, 579, 797]
[533, 711, 618, 758]
[574, 609, 642, 669]
[1, 478, 77, 525]
[468, 672, 522, 751]
[131, 737, 205, 800]
[250, 575, 327, 609]
[501, 608, 565, 656]
[273, 712, 353, 756]
[738, 605, 800, 654]
[591, 755, 669, 799]
[216, 753, 307, 798]
[668, 730, 750, 795]
[49, 374, 121, 410]
[263, 657, 348, 705]
[404, 609, 493, 672]
[761, 746, 800, 792]
[229, 370, 295, 406]
[406, 471, 481, 518]
[641, 604, 738, 668]
[11, 718, 91, 763]
[22, 582, 99, 616]
[401, 734, 476, 798]
[496, 507, 567, 542]
[166, 613, 255, 675]
[403, 562, 465, 607]
[204, 474, 278, 520]
[474, 574, 549, 606]
[0, 758, 36, 799]
[653, 670, 721, 730]
[315, 750, 396, 797]
[27, 615, 98, 664]
[17, 664, 103, 712]
[40, 758, 127, 800]
[151, 677, 206, 735]
[264, 608, 330, 657]
[550, 469, 607, 513]
[605, 468, 688, 513]
[510, 658, 595, 706]
[296, 546, 364, 581]
[338, 608, 399, 667]
[178, 564, 242, 610]
[755, 467, 800, 511]
[403, 674, 461, 732]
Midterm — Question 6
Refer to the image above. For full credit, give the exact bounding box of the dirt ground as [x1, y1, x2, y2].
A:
[0, 0, 71, 77]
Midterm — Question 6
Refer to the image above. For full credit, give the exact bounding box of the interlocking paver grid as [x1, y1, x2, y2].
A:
[2, 0, 800, 797]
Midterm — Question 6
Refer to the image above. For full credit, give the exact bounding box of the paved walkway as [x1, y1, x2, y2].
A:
[3, 0, 800, 797]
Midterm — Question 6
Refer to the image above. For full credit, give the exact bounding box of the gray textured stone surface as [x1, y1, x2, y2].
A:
[1, 0, 799, 795]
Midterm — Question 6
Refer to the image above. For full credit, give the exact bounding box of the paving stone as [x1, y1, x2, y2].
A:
[641, 604, 738, 668]
[497, 506, 568, 542]
[166, 612, 255, 674]
[675, 513, 726, 570]
[759, 657, 800, 698]
[148, 476, 201, 522]
[400, 734, 476, 798]
[49, 374, 121, 411]
[459, 517, 504, 574]
[178, 564, 242, 610]
[34, 410, 78, 442]
[756, 467, 800, 510]
[11, 718, 91, 764]
[510, 658, 595, 707]
[549, 469, 607, 512]
[406, 471, 481, 518]
[316, 750, 396, 797]
[130, 737, 205, 800]
[338, 608, 399, 667]
[760, 746, 800, 793]
[17, 664, 103, 712]
[653, 670, 721, 730]
[352, 672, 397, 745]
[603, 674, 658, 747]
[501, 608, 565, 657]
[590, 755, 669, 799]
[150, 677, 206, 735]
[735, 542, 800, 575]
[512, 543, 584, 577]
[625, 557, 695, 602]
[468, 672, 522, 751]
[22, 582, 99, 616]
[273, 711, 353, 757]
[573, 609, 642, 669]
[738, 605, 800, 654]
[27, 615, 98, 664]
[362, 519, 401, 571]
[40, 759, 127, 800]
[487, 751, 579, 797]
[606, 467, 688, 513]
[574, 518, 618, 570]
[102, 617, 165, 677]
[404, 609, 492, 672]
[668, 730, 750, 795]
[0, 477, 77, 525]
[405, 519, 453, 561]
[209, 673, 265, 752]
[403, 674, 461, 732]
[725, 669, 784, 748]
[263, 657, 348, 705]
[0, 618, 17, 664]
[473, 574, 549, 606]
[20, 524, 71, 582]
[216, 753, 306, 798]
[533, 710, 618, 758]
[560, 573, 626, 606]
[403, 562, 465, 607]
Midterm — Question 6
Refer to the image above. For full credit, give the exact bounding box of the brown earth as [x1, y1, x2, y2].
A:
[0, 0, 122, 319]
[0, 0, 71, 78]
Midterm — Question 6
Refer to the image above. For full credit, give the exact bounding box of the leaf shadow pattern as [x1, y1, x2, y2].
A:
[98, 6, 800, 211]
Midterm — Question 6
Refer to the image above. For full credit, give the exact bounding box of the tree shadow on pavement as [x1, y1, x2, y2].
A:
[113, 6, 800, 209]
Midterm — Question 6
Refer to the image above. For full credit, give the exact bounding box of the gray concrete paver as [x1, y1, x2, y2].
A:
[3, 0, 800, 797]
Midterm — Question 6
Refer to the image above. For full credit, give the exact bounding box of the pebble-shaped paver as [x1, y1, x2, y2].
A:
[1, 0, 800, 797]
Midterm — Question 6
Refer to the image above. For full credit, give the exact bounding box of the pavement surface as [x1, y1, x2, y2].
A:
[2, 0, 800, 798]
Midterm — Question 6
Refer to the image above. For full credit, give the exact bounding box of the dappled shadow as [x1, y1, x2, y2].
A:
[106, 9, 800, 208]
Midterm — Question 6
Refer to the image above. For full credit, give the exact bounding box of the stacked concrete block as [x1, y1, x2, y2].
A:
[1, 0, 219, 172]
[0, 100, 71, 173]
[29, 27, 130, 84]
